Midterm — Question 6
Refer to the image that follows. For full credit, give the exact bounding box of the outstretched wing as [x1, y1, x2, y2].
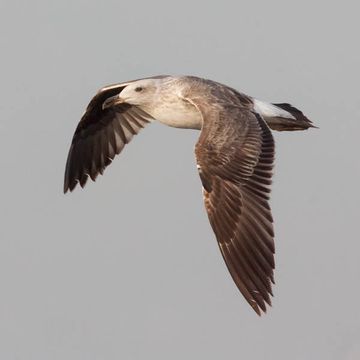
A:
[195, 103, 275, 315]
[64, 84, 153, 192]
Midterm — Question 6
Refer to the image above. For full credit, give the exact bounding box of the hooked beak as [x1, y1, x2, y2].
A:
[102, 95, 125, 110]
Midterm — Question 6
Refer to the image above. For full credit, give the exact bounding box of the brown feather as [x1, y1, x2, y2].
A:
[193, 98, 275, 315]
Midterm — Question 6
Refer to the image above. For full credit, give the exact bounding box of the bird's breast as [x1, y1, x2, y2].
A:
[144, 98, 203, 130]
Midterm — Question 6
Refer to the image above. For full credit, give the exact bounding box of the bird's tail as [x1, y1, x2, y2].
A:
[254, 99, 317, 131]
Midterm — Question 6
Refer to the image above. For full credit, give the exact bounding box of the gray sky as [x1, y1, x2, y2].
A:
[1, 1, 359, 359]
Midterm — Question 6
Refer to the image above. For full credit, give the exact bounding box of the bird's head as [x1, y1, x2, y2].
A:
[102, 78, 161, 109]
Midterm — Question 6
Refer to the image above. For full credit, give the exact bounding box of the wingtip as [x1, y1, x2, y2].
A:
[63, 178, 80, 194]
[63, 175, 98, 194]
[63, 183, 73, 194]
[253, 304, 272, 317]
[254, 306, 262, 316]
[63, 180, 69, 194]
[252, 303, 264, 317]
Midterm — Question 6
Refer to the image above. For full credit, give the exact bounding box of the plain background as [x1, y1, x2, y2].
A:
[1, 1, 359, 359]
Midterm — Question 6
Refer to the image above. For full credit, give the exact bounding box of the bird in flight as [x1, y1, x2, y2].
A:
[64, 75, 315, 315]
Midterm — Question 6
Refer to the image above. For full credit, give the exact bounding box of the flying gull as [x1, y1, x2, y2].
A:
[64, 75, 315, 315]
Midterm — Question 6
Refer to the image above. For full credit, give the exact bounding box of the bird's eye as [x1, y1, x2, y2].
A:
[135, 87, 143, 92]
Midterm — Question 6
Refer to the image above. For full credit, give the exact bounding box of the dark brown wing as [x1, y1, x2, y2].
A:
[64, 84, 153, 192]
[195, 104, 275, 315]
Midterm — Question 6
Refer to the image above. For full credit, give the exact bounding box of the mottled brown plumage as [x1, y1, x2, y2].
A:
[64, 75, 315, 315]
[193, 100, 275, 315]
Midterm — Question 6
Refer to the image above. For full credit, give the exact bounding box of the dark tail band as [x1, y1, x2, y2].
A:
[269, 103, 317, 131]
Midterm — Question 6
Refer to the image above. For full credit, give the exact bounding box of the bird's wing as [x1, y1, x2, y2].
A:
[64, 83, 153, 192]
[194, 102, 275, 315]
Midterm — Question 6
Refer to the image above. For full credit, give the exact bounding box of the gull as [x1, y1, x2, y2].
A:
[64, 75, 315, 315]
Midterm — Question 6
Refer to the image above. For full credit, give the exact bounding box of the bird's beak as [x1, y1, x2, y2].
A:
[102, 95, 124, 110]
